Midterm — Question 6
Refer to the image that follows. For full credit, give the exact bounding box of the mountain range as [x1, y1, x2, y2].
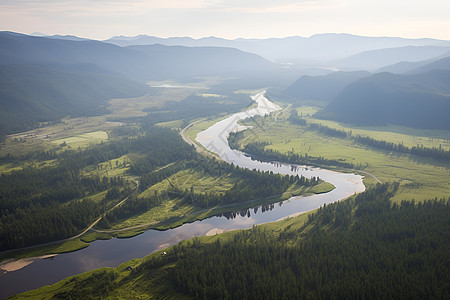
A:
[103, 33, 450, 65]
[0, 31, 276, 135]
[2, 30, 450, 136]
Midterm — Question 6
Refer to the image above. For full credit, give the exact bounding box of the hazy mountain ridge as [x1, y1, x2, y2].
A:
[104, 33, 450, 63]
[284, 71, 371, 102]
[0, 63, 149, 135]
[0, 31, 276, 82]
[0, 31, 276, 136]
[316, 68, 450, 130]
[333, 46, 450, 71]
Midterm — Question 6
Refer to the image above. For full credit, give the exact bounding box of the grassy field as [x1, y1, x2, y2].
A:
[308, 118, 450, 150]
[184, 117, 226, 143]
[155, 119, 184, 129]
[94, 165, 334, 233]
[82, 154, 133, 179]
[0, 239, 89, 262]
[0, 86, 202, 158]
[52, 130, 108, 148]
[237, 111, 450, 203]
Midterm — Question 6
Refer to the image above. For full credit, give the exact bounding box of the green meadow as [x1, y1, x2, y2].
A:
[237, 108, 450, 203]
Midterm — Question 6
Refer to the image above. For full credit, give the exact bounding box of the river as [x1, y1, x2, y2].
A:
[0, 90, 364, 299]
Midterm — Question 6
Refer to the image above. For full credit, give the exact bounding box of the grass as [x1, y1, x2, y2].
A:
[0, 86, 202, 158]
[0, 159, 58, 175]
[238, 115, 450, 203]
[308, 118, 450, 150]
[104, 168, 236, 231]
[184, 116, 226, 143]
[82, 154, 132, 178]
[52, 131, 108, 148]
[98, 165, 334, 233]
[0, 239, 89, 262]
[295, 106, 320, 117]
[155, 119, 184, 129]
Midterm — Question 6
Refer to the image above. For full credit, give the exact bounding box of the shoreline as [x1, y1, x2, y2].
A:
[0, 254, 57, 275]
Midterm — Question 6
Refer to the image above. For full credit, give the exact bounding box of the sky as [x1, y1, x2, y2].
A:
[1, 0, 450, 40]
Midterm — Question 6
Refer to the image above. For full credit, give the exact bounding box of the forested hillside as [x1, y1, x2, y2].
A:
[0, 31, 275, 138]
[0, 63, 149, 137]
[0, 126, 195, 251]
[284, 71, 370, 102]
[316, 69, 450, 129]
[15, 183, 450, 299]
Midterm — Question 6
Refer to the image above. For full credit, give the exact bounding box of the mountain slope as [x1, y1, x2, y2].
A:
[0, 31, 277, 136]
[316, 70, 450, 130]
[284, 71, 370, 102]
[378, 51, 450, 73]
[0, 63, 149, 135]
[409, 56, 450, 73]
[334, 46, 450, 71]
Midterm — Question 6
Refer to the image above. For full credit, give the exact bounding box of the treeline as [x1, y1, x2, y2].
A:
[289, 111, 349, 138]
[98, 158, 320, 225]
[98, 192, 165, 228]
[355, 135, 450, 162]
[170, 183, 450, 299]
[289, 112, 450, 163]
[288, 110, 307, 126]
[244, 141, 355, 169]
[0, 167, 126, 250]
[308, 122, 349, 138]
[0, 126, 196, 251]
[173, 162, 319, 208]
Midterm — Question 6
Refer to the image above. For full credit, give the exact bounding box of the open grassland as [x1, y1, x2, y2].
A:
[107, 87, 193, 119]
[184, 117, 226, 143]
[0, 116, 121, 157]
[308, 118, 450, 150]
[82, 154, 133, 179]
[155, 119, 184, 129]
[238, 118, 450, 203]
[0, 159, 57, 175]
[0, 86, 201, 158]
[0, 239, 89, 262]
[97, 166, 333, 233]
[104, 168, 237, 231]
[294, 106, 321, 117]
[52, 130, 108, 148]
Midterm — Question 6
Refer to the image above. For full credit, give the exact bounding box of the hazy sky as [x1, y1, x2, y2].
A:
[1, 0, 450, 40]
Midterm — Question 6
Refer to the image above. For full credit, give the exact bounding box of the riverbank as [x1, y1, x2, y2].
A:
[0, 91, 364, 299]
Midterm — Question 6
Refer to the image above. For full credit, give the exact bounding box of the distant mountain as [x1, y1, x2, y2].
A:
[0, 31, 275, 82]
[126, 44, 274, 79]
[0, 63, 149, 136]
[46, 34, 92, 41]
[105, 33, 450, 64]
[0, 31, 278, 136]
[316, 70, 450, 130]
[333, 46, 450, 71]
[284, 71, 370, 102]
[409, 56, 450, 73]
[378, 52, 450, 74]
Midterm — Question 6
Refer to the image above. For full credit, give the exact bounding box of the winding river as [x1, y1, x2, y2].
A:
[0, 91, 364, 299]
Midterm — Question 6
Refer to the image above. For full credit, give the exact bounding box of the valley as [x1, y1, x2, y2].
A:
[0, 29, 449, 299]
